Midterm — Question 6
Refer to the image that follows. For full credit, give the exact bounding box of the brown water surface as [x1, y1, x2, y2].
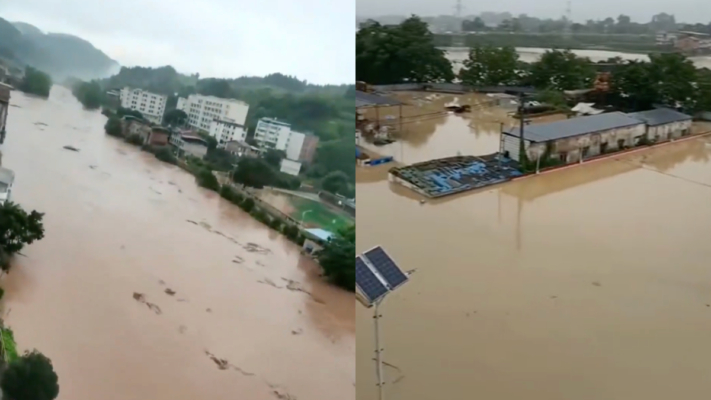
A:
[1, 87, 355, 400]
[357, 123, 711, 399]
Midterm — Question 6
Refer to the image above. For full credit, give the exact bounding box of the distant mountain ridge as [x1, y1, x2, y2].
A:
[0, 17, 120, 80]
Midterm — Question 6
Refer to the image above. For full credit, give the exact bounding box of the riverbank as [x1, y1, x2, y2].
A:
[434, 32, 662, 54]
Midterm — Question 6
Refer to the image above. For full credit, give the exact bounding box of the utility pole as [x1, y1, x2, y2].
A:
[518, 92, 526, 167]
[454, 0, 463, 18]
[563, 0, 573, 39]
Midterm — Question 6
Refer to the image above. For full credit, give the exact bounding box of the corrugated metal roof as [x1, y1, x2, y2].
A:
[304, 228, 335, 242]
[504, 112, 644, 142]
[355, 91, 404, 108]
[628, 108, 692, 127]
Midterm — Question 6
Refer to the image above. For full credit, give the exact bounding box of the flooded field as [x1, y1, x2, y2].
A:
[0, 87, 354, 400]
[359, 91, 567, 165]
[356, 95, 711, 399]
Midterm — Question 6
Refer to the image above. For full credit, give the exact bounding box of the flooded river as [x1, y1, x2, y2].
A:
[357, 94, 711, 399]
[0, 86, 355, 400]
[443, 47, 711, 73]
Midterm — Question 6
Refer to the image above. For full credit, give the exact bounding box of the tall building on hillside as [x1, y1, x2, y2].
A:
[254, 118, 319, 163]
[208, 119, 246, 148]
[176, 94, 249, 132]
[119, 87, 168, 124]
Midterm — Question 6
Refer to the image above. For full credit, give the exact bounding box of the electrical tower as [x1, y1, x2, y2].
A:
[563, 0, 572, 38]
[454, 0, 464, 18]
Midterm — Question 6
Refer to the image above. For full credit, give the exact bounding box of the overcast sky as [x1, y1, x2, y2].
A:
[0, 0, 354, 84]
[357, 0, 708, 24]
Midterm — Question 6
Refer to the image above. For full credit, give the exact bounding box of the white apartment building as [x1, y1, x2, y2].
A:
[209, 119, 246, 148]
[285, 130, 306, 161]
[176, 94, 249, 132]
[254, 118, 292, 150]
[119, 87, 168, 124]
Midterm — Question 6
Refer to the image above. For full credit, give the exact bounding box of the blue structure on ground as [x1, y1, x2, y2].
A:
[390, 154, 522, 198]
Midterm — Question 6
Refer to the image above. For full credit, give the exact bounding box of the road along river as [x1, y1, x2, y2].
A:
[0, 86, 355, 400]
[357, 96, 711, 400]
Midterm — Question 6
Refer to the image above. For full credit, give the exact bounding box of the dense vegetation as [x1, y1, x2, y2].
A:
[72, 80, 104, 109]
[1, 350, 59, 400]
[18, 66, 52, 97]
[316, 225, 355, 290]
[0, 201, 45, 273]
[360, 16, 711, 115]
[0, 17, 118, 80]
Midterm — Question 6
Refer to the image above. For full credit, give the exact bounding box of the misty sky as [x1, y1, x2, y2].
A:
[357, 0, 708, 24]
[0, 0, 354, 84]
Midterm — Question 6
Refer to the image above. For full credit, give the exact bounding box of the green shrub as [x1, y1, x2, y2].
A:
[126, 134, 143, 146]
[195, 168, 220, 192]
[281, 224, 300, 240]
[0, 286, 4, 301]
[249, 208, 271, 224]
[240, 198, 255, 212]
[155, 147, 177, 165]
[269, 217, 283, 231]
[104, 116, 123, 137]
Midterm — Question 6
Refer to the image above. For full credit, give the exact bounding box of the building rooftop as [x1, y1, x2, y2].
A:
[304, 228, 335, 242]
[181, 135, 208, 146]
[213, 118, 245, 128]
[628, 108, 692, 127]
[259, 118, 291, 127]
[0, 167, 15, 185]
[356, 90, 404, 108]
[504, 112, 644, 142]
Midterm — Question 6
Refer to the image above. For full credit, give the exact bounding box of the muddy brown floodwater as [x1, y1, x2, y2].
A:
[357, 94, 711, 400]
[0, 86, 354, 400]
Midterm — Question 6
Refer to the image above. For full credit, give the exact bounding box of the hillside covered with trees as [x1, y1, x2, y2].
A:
[76, 68, 355, 185]
[0, 17, 119, 80]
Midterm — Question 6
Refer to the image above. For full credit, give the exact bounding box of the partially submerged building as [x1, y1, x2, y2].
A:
[0, 83, 10, 144]
[628, 108, 693, 142]
[0, 167, 15, 205]
[502, 112, 647, 164]
[170, 134, 208, 159]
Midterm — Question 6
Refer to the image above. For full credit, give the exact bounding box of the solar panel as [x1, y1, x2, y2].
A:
[363, 247, 409, 290]
[356, 256, 388, 305]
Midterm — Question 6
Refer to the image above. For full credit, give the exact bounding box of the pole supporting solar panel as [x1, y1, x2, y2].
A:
[355, 246, 413, 400]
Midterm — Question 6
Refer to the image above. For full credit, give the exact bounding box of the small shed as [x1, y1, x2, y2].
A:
[628, 108, 692, 142]
[302, 228, 335, 255]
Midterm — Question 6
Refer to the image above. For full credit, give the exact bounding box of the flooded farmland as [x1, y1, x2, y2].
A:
[356, 94, 711, 400]
[0, 86, 355, 400]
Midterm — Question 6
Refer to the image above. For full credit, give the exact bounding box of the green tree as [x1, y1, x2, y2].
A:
[71, 80, 104, 109]
[195, 169, 220, 191]
[18, 66, 52, 98]
[612, 53, 698, 111]
[104, 116, 123, 137]
[316, 225, 355, 290]
[321, 171, 350, 195]
[154, 147, 177, 164]
[264, 149, 286, 168]
[458, 45, 521, 86]
[0, 201, 45, 257]
[356, 16, 454, 84]
[1, 350, 59, 400]
[232, 158, 276, 188]
[116, 107, 143, 120]
[163, 109, 188, 126]
[529, 50, 596, 91]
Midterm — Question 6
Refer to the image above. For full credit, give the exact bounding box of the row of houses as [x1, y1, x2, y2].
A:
[502, 108, 693, 165]
[117, 88, 320, 176]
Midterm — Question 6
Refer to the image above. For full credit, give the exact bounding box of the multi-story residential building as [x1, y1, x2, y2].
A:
[254, 118, 319, 163]
[208, 119, 246, 148]
[176, 94, 249, 132]
[119, 87, 168, 125]
[0, 83, 10, 144]
[254, 118, 292, 150]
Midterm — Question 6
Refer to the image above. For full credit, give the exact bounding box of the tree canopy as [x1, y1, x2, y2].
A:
[458, 45, 522, 86]
[1, 350, 59, 400]
[19, 66, 52, 98]
[71, 80, 103, 109]
[356, 16, 454, 84]
[528, 49, 596, 91]
[163, 109, 187, 127]
[316, 225, 355, 291]
[0, 201, 45, 256]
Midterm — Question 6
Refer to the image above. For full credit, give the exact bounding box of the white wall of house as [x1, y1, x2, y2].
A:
[119, 87, 167, 123]
[285, 130, 305, 160]
[176, 94, 250, 132]
[255, 118, 292, 150]
[647, 120, 693, 141]
[280, 158, 302, 176]
[208, 119, 246, 148]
